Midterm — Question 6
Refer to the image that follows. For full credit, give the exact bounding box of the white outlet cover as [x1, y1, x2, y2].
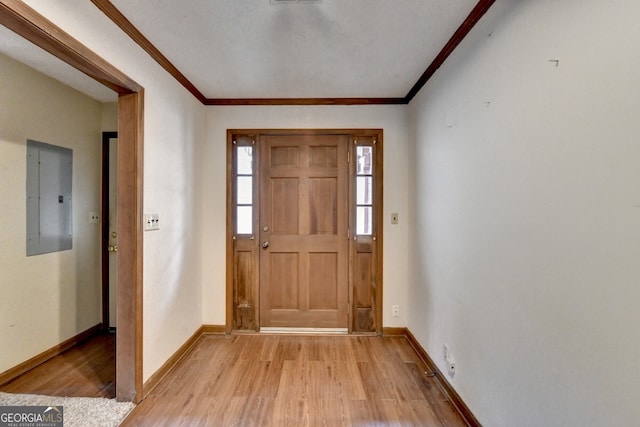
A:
[443, 344, 450, 359]
[88, 212, 99, 224]
[446, 356, 456, 376]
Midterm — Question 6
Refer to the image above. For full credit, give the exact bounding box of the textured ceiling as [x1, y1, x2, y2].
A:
[109, 0, 479, 99]
[0, 1, 486, 103]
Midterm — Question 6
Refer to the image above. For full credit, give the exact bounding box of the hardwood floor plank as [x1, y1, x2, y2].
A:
[305, 399, 346, 427]
[308, 360, 340, 400]
[357, 360, 397, 400]
[277, 360, 307, 400]
[405, 362, 464, 425]
[346, 398, 387, 426]
[406, 399, 444, 426]
[122, 334, 466, 426]
[272, 398, 309, 427]
[0, 332, 115, 398]
[234, 360, 277, 398]
[4, 333, 467, 425]
[335, 359, 367, 401]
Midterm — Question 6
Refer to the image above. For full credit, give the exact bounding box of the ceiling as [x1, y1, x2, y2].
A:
[0, 1, 493, 104]
[107, 0, 481, 101]
[0, 24, 118, 102]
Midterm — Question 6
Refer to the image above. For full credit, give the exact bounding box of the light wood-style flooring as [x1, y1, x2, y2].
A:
[1, 333, 466, 425]
[0, 332, 115, 398]
[123, 334, 466, 426]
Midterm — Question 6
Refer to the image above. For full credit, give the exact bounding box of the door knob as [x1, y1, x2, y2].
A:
[262, 241, 269, 249]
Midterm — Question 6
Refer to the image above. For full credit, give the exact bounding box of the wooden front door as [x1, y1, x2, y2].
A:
[259, 134, 348, 328]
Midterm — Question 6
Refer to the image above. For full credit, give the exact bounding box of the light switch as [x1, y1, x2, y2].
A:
[391, 212, 399, 224]
[144, 213, 160, 231]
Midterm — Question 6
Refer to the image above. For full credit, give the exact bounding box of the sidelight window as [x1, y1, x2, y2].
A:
[355, 146, 373, 235]
[236, 145, 253, 235]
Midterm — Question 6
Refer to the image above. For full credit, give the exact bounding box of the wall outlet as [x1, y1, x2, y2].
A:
[392, 305, 400, 318]
[443, 344, 450, 359]
[89, 212, 100, 224]
[446, 356, 456, 377]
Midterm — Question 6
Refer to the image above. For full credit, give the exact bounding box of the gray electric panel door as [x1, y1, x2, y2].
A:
[26, 140, 73, 256]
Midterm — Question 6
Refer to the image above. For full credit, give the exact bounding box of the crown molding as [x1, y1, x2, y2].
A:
[92, 0, 495, 106]
[205, 97, 406, 106]
[404, 0, 495, 102]
[91, 0, 207, 103]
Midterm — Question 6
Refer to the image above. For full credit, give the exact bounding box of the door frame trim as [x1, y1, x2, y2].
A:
[226, 129, 383, 334]
[1, 0, 145, 402]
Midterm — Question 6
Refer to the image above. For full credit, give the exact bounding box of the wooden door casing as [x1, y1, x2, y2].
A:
[227, 130, 383, 334]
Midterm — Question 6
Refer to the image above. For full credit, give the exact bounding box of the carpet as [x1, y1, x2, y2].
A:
[0, 392, 135, 427]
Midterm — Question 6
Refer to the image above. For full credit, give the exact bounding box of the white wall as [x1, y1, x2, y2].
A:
[22, 0, 207, 382]
[203, 105, 410, 328]
[0, 53, 103, 373]
[407, 1, 640, 426]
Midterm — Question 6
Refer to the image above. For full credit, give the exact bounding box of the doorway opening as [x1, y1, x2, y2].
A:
[226, 130, 383, 334]
[1, 2, 144, 402]
[101, 132, 118, 332]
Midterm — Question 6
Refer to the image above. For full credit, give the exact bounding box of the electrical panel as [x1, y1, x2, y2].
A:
[26, 140, 73, 256]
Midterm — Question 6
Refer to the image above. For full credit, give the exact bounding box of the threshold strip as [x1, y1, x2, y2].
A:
[260, 327, 348, 335]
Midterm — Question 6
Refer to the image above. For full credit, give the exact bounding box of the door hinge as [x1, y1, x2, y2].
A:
[347, 150, 350, 163]
[347, 228, 350, 240]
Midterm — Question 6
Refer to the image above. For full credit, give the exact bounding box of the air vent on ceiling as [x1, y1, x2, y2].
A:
[270, 0, 321, 4]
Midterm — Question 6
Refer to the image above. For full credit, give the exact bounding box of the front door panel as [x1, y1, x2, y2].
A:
[259, 134, 348, 328]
